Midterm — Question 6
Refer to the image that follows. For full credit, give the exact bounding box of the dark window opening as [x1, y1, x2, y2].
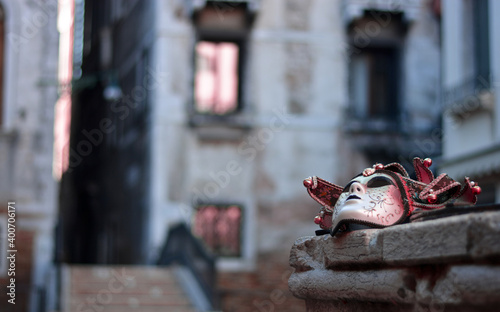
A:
[349, 47, 399, 120]
[473, 0, 490, 89]
[192, 204, 242, 257]
[347, 10, 404, 123]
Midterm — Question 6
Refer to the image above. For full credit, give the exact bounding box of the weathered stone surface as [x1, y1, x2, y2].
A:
[291, 212, 500, 271]
[429, 265, 500, 305]
[289, 236, 324, 272]
[290, 229, 383, 271]
[305, 300, 412, 312]
[289, 210, 500, 311]
[383, 211, 500, 265]
[291, 264, 500, 311]
[468, 212, 500, 259]
[289, 268, 415, 303]
[382, 216, 468, 265]
[322, 229, 383, 268]
[305, 299, 413, 312]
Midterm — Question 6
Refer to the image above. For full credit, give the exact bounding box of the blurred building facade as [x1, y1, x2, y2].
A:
[439, 0, 500, 204]
[54, 0, 443, 311]
[149, 0, 442, 263]
[0, 0, 59, 311]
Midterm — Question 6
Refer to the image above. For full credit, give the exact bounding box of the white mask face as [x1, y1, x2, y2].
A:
[331, 173, 405, 234]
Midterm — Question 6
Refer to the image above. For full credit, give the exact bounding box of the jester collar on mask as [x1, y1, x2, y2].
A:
[303, 157, 481, 236]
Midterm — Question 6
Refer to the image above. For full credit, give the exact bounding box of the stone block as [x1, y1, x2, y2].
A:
[467, 211, 500, 259]
[289, 236, 324, 272]
[290, 229, 383, 271]
[322, 228, 383, 268]
[382, 216, 469, 265]
[291, 211, 500, 270]
[289, 210, 500, 311]
[289, 268, 415, 304]
[305, 300, 411, 312]
[429, 265, 500, 305]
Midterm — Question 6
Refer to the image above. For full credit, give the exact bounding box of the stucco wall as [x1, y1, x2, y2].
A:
[0, 1, 59, 310]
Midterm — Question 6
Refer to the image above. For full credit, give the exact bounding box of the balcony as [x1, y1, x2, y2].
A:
[442, 76, 495, 120]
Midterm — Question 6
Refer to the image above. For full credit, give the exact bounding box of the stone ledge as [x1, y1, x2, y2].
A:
[290, 265, 500, 306]
[290, 211, 500, 270]
[289, 209, 500, 311]
[289, 268, 414, 304]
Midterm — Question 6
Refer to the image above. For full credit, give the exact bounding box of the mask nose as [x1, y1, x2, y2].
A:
[349, 182, 365, 196]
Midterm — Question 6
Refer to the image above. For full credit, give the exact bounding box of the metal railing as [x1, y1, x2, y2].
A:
[442, 75, 491, 109]
[157, 222, 218, 309]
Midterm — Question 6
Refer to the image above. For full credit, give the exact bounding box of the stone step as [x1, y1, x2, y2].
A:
[62, 265, 198, 312]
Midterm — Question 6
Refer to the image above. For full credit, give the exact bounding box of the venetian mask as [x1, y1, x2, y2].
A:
[304, 157, 481, 236]
[330, 172, 406, 235]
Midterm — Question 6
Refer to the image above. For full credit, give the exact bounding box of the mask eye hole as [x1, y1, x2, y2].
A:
[367, 176, 394, 188]
[342, 181, 357, 193]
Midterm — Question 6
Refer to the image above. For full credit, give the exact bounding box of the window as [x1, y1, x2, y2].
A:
[192, 204, 242, 257]
[191, 2, 253, 119]
[194, 41, 239, 115]
[472, 0, 490, 88]
[349, 47, 399, 120]
[347, 11, 404, 122]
